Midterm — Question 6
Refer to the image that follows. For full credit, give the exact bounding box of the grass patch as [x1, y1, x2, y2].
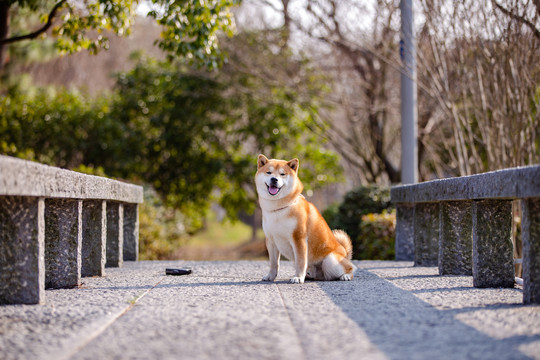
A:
[139, 190, 265, 260]
[187, 212, 254, 248]
[175, 211, 267, 260]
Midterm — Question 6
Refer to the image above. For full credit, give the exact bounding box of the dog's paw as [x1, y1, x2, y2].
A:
[339, 273, 352, 281]
[289, 276, 305, 284]
[262, 273, 277, 282]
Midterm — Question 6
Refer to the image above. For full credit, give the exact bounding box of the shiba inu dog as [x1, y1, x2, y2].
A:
[255, 154, 356, 284]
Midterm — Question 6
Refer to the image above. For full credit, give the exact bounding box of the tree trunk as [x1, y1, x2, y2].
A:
[280, 0, 290, 51]
[0, 1, 10, 72]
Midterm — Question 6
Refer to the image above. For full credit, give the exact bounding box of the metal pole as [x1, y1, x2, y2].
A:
[400, 0, 418, 184]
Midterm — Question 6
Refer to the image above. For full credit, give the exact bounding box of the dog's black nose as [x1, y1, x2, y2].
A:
[270, 177, 278, 184]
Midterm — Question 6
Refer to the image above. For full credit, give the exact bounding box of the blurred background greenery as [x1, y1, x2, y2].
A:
[1, 0, 538, 260]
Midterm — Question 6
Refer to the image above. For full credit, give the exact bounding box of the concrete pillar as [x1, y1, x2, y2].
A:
[106, 202, 123, 268]
[395, 204, 415, 261]
[0, 196, 45, 304]
[522, 198, 540, 304]
[472, 200, 514, 288]
[81, 200, 107, 277]
[414, 203, 439, 267]
[123, 203, 139, 261]
[45, 199, 82, 289]
[439, 201, 473, 275]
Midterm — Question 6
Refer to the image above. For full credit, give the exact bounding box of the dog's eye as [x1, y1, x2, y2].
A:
[266, 171, 271, 175]
[280, 173, 285, 176]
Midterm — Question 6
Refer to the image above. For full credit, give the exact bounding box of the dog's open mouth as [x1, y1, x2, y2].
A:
[266, 184, 281, 196]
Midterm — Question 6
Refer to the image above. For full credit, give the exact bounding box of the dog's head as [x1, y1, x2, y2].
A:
[255, 154, 300, 201]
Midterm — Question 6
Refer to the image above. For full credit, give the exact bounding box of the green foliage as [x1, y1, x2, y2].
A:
[218, 29, 342, 192]
[6, 4, 58, 66]
[0, 26, 342, 247]
[4, 0, 239, 68]
[321, 202, 340, 231]
[148, 0, 239, 69]
[356, 210, 396, 260]
[108, 55, 230, 224]
[53, 0, 136, 54]
[107, 49, 341, 224]
[138, 189, 187, 260]
[323, 185, 394, 260]
[325, 185, 392, 233]
[0, 85, 114, 168]
[72, 164, 109, 177]
[0, 31, 341, 234]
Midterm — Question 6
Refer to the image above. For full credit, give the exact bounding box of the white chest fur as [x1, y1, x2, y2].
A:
[262, 210, 298, 261]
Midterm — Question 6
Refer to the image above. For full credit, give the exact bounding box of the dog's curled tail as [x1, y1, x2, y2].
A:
[332, 229, 353, 260]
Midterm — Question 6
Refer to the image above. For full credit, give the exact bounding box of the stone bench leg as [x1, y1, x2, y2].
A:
[522, 198, 540, 304]
[0, 197, 45, 304]
[414, 203, 439, 267]
[82, 200, 107, 277]
[123, 204, 139, 261]
[106, 202, 123, 268]
[472, 200, 514, 288]
[45, 199, 83, 289]
[395, 204, 415, 261]
[439, 201, 473, 275]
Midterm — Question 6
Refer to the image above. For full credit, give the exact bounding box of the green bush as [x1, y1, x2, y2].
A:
[0, 86, 115, 169]
[356, 210, 396, 260]
[323, 185, 394, 260]
[138, 189, 187, 260]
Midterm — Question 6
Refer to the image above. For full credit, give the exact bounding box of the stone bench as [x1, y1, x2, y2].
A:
[391, 165, 540, 304]
[0, 155, 143, 305]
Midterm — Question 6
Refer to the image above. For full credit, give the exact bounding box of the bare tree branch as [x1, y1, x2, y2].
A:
[492, 0, 540, 40]
[0, 0, 67, 45]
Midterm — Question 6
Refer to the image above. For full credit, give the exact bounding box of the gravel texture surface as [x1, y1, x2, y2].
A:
[1, 260, 539, 360]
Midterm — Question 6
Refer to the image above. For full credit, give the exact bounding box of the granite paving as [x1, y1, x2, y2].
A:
[1, 260, 539, 360]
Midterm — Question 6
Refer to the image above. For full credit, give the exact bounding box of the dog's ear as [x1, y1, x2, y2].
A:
[258, 154, 269, 169]
[287, 158, 299, 172]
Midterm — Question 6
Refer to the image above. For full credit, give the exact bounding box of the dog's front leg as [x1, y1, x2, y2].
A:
[262, 237, 280, 282]
[290, 236, 307, 284]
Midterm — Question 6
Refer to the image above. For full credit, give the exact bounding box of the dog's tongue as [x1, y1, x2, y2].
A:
[268, 185, 280, 195]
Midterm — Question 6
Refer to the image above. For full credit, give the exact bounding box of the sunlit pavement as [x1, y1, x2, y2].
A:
[1, 260, 539, 360]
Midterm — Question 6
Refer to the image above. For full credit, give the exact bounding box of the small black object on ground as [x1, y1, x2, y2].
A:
[165, 268, 192, 276]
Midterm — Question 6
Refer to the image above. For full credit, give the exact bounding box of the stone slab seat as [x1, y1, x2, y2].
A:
[391, 165, 540, 304]
[0, 155, 143, 305]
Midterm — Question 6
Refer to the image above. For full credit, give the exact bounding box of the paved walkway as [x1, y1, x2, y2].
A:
[1, 260, 540, 360]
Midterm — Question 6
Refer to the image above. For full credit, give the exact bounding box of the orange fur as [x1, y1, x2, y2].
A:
[255, 154, 356, 283]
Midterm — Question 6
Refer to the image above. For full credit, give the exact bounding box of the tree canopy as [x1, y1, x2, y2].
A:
[0, 0, 239, 70]
[0, 28, 342, 229]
